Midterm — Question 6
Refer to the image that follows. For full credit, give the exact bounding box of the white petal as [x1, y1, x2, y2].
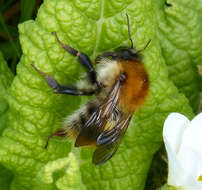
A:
[177, 148, 202, 190]
[165, 137, 186, 186]
[163, 113, 190, 186]
[179, 113, 202, 155]
[175, 113, 202, 189]
[163, 113, 190, 154]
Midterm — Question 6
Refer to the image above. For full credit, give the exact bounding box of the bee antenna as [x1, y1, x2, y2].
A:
[137, 39, 151, 53]
[126, 13, 133, 49]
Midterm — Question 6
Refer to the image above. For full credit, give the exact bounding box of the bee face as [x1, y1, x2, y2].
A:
[33, 14, 150, 166]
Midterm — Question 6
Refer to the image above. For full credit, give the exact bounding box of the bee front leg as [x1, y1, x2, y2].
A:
[53, 32, 98, 86]
[31, 64, 96, 95]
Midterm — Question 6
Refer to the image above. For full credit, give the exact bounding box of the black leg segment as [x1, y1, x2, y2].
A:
[31, 64, 96, 96]
[44, 129, 67, 149]
[54, 85, 95, 95]
[53, 32, 97, 85]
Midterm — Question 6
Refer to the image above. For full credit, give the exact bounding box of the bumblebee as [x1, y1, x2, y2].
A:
[32, 14, 150, 165]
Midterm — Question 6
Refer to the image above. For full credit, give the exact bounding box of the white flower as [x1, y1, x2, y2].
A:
[163, 113, 202, 190]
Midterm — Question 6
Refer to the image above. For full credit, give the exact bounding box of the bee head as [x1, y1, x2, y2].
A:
[95, 14, 151, 63]
[113, 47, 141, 61]
[95, 47, 141, 63]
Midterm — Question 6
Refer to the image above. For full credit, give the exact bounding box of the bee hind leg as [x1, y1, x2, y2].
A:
[53, 32, 99, 86]
[44, 129, 67, 149]
[31, 64, 96, 95]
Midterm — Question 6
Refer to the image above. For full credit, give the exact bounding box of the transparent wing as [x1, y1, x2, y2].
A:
[75, 75, 123, 147]
[92, 114, 132, 165]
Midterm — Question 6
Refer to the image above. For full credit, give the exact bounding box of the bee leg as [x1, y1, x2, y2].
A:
[44, 129, 67, 149]
[53, 32, 98, 86]
[31, 64, 96, 95]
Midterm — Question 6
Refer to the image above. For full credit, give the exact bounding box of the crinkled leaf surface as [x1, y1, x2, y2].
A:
[157, 0, 202, 112]
[0, 0, 198, 190]
[34, 153, 86, 190]
[0, 52, 14, 134]
[0, 52, 14, 189]
[147, 0, 202, 188]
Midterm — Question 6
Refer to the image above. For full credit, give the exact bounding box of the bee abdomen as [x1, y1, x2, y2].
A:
[63, 100, 99, 139]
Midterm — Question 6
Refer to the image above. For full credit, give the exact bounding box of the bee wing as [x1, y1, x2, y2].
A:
[75, 76, 123, 147]
[92, 114, 132, 165]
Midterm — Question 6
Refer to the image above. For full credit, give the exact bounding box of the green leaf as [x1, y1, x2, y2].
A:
[0, 41, 20, 62]
[0, 0, 197, 190]
[20, 0, 37, 22]
[0, 12, 21, 58]
[34, 153, 86, 190]
[0, 51, 14, 133]
[0, 52, 14, 190]
[156, 0, 202, 112]
[0, 165, 13, 190]
[147, 1, 202, 188]
[0, 24, 18, 37]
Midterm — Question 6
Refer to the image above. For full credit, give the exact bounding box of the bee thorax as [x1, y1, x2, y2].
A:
[96, 59, 122, 88]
